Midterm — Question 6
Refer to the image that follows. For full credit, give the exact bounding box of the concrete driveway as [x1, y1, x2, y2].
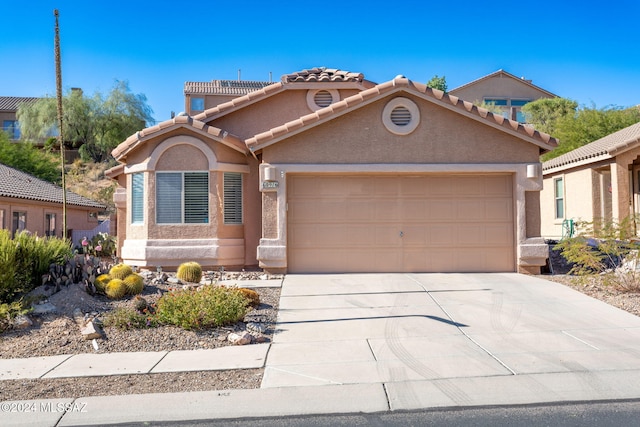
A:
[262, 273, 640, 409]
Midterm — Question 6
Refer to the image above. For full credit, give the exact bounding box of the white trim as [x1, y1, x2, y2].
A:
[306, 89, 339, 112]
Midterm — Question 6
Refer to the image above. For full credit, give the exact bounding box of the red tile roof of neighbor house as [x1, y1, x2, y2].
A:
[0, 96, 39, 111]
[542, 121, 640, 172]
[245, 75, 558, 152]
[111, 113, 248, 160]
[0, 163, 105, 209]
[184, 80, 273, 96]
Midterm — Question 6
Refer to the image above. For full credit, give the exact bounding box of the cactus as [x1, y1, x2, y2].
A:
[238, 287, 260, 308]
[105, 279, 127, 299]
[95, 274, 112, 293]
[123, 273, 145, 295]
[110, 263, 133, 280]
[176, 262, 202, 284]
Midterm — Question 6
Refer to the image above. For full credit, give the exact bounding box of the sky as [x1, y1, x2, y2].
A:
[1, 1, 639, 125]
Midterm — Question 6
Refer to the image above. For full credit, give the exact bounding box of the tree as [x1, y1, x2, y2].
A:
[0, 131, 60, 183]
[521, 97, 578, 135]
[18, 80, 154, 162]
[426, 75, 447, 92]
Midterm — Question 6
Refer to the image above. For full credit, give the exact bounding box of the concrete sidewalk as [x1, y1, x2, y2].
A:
[3, 273, 640, 426]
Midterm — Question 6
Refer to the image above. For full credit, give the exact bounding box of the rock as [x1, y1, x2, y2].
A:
[13, 314, 33, 329]
[72, 308, 85, 326]
[31, 302, 57, 315]
[246, 322, 264, 334]
[253, 335, 268, 343]
[168, 277, 181, 285]
[227, 331, 252, 345]
[81, 320, 102, 340]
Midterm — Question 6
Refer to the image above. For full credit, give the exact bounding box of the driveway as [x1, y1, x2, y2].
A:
[262, 273, 640, 409]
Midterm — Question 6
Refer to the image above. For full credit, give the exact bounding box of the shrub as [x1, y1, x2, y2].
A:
[0, 230, 71, 304]
[103, 307, 156, 330]
[176, 261, 202, 284]
[123, 274, 145, 295]
[0, 300, 31, 334]
[238, 288, 260, 308]
[105, 279, 127, 299]
[155, 285, 249, 330]
[109, 263, 133, 280]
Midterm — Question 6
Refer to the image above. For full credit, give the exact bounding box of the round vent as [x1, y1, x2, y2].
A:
[306, 89, 339, 111]
[382, 97, 420, 135]
[314, 90, 333, 108]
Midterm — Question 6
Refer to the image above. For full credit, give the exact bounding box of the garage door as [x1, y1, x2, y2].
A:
[287, 174, 514, 273]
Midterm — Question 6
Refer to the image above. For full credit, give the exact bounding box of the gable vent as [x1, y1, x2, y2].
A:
[314, 90, 334, 108]
[390, 106, 411, 126]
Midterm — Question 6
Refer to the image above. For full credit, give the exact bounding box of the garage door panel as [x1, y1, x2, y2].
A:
[288, 174, 515, 273]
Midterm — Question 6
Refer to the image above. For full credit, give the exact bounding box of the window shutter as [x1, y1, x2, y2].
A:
[184, 172, 209, 223]
[223, 172, 242, 224]
[131, 173, 144, 224]
[156, 173, 182, 223]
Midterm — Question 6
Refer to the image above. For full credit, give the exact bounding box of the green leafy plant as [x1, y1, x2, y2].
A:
[176, 261, 203, 284]
[155, 285, 249, 330]
[0, 300, 32, 333]
[103, 306, 157, 330]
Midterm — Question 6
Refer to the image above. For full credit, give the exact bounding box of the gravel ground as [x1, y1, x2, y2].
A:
[0, 271, 280, 401]
[2, 259, 640, 401]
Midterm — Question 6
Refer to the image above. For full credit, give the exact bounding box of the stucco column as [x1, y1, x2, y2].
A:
[113, 187, 126, 258]
[610, 161, 631, 222]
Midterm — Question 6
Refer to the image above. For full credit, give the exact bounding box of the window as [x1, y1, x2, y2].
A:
[131, 173, 144, 224]
[190, 97, 205, 112]
[554, 178, 564, 219]
[12, 211, 26, 236]
[0, 209, 4, 229]
[156, 172, 209, 224]
[483, 98, 532, 123]
[2, 120, 20, 139]
[45, 213, 56, 237]
[223, 172, 242, 224]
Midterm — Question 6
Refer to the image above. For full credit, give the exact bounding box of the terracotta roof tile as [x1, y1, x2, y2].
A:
[246, 75, 558, 152]
[111, 115, 247, 160]
[184, 80, 272, 96]
[0, 163, 105, 209]
[543, 121, 640, 172]
[282, 67, 365, 83]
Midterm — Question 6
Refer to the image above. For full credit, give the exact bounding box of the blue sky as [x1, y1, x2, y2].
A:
[2, 1, 639, 124]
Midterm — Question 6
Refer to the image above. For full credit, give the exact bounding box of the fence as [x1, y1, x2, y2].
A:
[71, 219, 110, 249]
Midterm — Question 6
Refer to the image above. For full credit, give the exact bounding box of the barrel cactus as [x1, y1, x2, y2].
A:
[238, 288, 260, 308]
[123, 273, 145, 295]
[95, 274, 112, 293]
[110, 263, 133, 280]
[105, 279, 127, 299]
[176, 262, 202, 284]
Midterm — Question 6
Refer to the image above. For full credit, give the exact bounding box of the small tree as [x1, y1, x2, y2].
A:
[426, 75, 447, 92]
[521, 97, 578, 135]
[0, 131, 60, 183]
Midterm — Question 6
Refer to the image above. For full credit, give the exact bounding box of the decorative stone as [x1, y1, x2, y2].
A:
[72, 308, 85, 326]
[31, 302, 57, 315]
[168, 277, 181, 285]
[81, 320, 102, 340]
[246, 322, 264, 334]
[227, 331, 252, 345]
[13, 314, 33, 329]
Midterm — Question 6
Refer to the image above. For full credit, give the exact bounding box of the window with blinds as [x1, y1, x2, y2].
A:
[223, 172, 242, 224]
[156, 172, 209, 224]
[131, 173, 144, 224]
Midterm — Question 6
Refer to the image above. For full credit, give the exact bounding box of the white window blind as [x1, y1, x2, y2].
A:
[157, 172, 209, 224]
[131, 173, 144, 224]
[223, 172, 242, 224]
[184, 172, 209, 223]
[157, 173, 183, 223]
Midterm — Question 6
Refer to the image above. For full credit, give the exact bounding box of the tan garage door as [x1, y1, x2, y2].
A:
[287, 174, 514, 273]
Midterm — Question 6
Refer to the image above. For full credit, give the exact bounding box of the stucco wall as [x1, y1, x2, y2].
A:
[451, 75, 554, 104]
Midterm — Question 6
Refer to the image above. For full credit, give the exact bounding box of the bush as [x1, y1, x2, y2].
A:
[0, 230, 71, 303]
[176, 261, 202, 284]
[0, 300, 32, 333]
[155, 285, 249, 330]
[103, 307, 156, 330]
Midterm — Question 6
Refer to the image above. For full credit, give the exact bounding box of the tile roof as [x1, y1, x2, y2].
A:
[246, 75, 558, 152]
[449, 69, 558, 98]
[282, 67, 365, 83]
[542, 121, 640, 172]
[111, 113, 247, 160]
[0, 163, 105, 209]
[184, 80, 273, 96]
[0, 96, 39, 111]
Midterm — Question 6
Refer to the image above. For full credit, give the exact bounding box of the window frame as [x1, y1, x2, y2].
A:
[554, 177, 564, 219]
[12, 211, 26, 236]
[156, 171, 209, 225]
[45, 213, 56, 237]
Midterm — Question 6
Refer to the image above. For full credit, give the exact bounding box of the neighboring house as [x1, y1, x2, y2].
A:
[0, 96, 39, 140]
[449, 70, 557, 123]
[184, 79, 274, 115]
[107, 67, 557, 274]
[0, 163, 105, 238]
[541, 122, 640, 239]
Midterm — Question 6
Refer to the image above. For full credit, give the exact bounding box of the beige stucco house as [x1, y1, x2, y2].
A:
[108, 67, 557, 274]
[449, 70, 557, 123]
[541, 122, 640, 239]
[0, 163, 105, 238]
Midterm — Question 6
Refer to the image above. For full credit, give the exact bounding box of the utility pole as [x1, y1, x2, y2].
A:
[54, 9, 67, 240]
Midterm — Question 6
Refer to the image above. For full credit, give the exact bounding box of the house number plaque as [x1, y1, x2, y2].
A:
[262, 181, 279, 189]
